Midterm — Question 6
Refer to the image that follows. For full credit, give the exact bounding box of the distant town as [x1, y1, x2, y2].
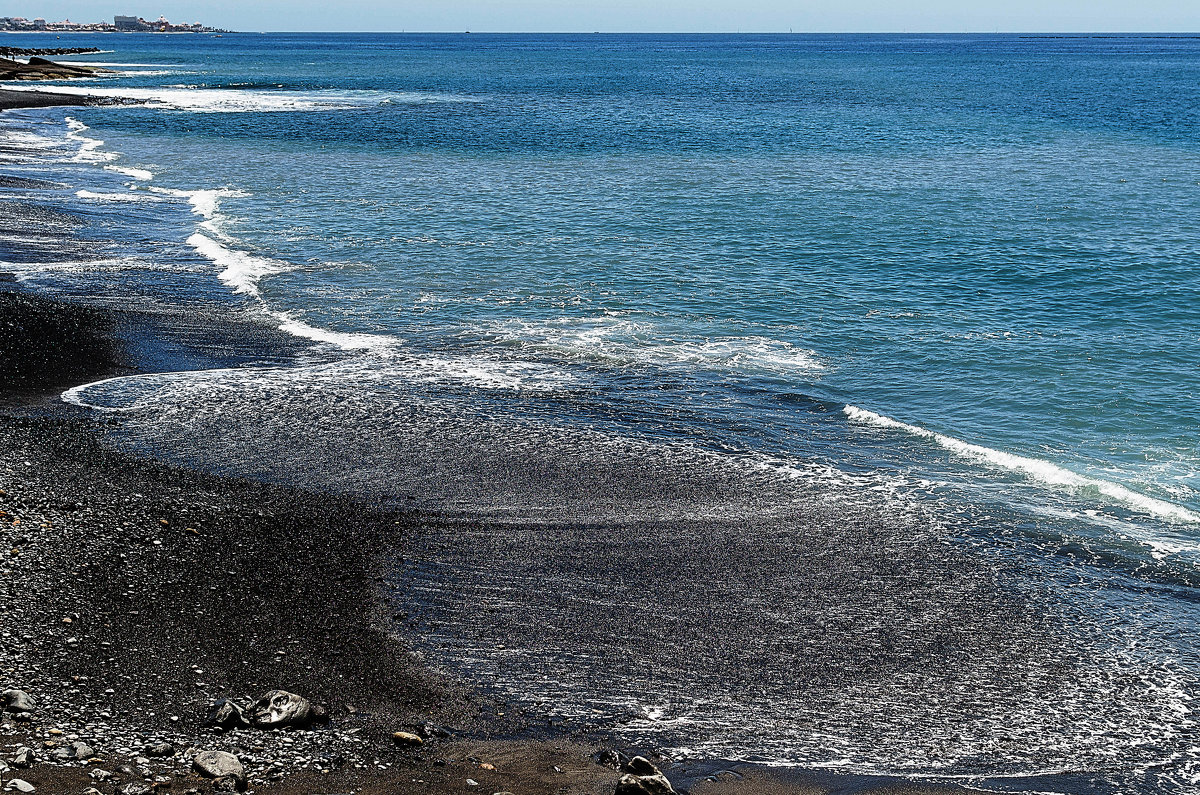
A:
[0, 14, 228, 33]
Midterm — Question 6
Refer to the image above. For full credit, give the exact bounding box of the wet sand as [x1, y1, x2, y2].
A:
[0, 288, 992, 794]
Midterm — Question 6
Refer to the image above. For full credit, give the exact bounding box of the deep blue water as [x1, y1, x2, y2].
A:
[3, 32, 1200, 792]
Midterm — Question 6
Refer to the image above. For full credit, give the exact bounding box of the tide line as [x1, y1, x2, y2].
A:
[843, 404, 1200, 525]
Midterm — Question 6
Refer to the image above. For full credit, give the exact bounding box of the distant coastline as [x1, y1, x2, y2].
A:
[0, 14, 229, 34]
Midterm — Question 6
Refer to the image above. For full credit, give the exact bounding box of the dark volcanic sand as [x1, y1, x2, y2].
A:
[0, 89, 96, 110]
[0, 288, 982, 794]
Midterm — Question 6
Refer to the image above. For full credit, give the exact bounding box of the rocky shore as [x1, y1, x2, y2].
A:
[0, 58, 109, 82]
[0, 49, 103, 59]
[0, 289, 974, 795]
[0, 89, 121, 111]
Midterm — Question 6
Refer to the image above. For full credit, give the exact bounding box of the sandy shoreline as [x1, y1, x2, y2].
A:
[0, 88, 99, 110]
[0, 288, 998, 795]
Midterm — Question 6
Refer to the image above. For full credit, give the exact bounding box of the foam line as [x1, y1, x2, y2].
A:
[844, 405, 1200, 524]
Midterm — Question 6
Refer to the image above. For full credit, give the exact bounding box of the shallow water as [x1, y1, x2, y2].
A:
[3, 32, 1200, 792]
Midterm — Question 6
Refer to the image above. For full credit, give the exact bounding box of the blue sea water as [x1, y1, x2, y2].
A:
[3, 32, 1200, 792]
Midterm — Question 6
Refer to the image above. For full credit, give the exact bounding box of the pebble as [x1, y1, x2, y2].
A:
[391, 731, 423, 746]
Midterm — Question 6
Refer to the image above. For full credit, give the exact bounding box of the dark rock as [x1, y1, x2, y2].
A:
[596, 749, 629, 770]
[2, 689, 34, 713]
[144, 742, 174, 757]
[615, 773, 676, 795]
[206, 698, 249, 729]
[417, 722, 452, 739]
[624, 756, 662, 777]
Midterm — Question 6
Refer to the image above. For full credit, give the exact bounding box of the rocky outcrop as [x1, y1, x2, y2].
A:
[0, 57, 111, 81]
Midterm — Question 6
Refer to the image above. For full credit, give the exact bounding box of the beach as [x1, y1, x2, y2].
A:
[0, 291, 987, 795]
[2, 31, 1198, 795]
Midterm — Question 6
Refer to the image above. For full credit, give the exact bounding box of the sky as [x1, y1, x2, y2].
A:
[5, 1, 1200, 33]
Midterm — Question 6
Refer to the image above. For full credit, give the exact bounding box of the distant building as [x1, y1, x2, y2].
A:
[31, 17, 46, 29]
[114, 15, 150, 31]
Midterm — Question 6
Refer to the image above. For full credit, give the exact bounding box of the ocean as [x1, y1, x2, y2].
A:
[2, 32, 1199, 793]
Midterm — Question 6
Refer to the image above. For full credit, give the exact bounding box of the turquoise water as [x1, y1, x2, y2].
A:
[4, 32, 1200, 792]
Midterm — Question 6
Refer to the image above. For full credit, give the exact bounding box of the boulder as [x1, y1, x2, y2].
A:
[11, 747, 32, 768]
[249, 690, 316, 729]
[2, 689, 34, 713]
[193, 750, 245, 787]
[143, 742, 174, 757]
[54, 741, 94, 761]
[6, 780, 35, 793]
[206, 698, 249, 729]
[623, 756, 661, 776]
[615, 773, 675, 795]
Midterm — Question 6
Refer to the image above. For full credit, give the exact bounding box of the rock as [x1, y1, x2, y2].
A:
[624, 756, 662, 776]
[248, 690, 315, 729]
[615, 773, 675, 795]
[596, 749, 629, 770]
[2, 689, 33, 713]
[391, 731, 423, 746]
[5, 780, 34, 793]
[418, 722, 452, 739]
[193, 750, 245, 786]
[144, 742, 174, 757]
[117, 785, 152, 795]
[8, 746, 27, 768]
[206, 698, 249, 729]
[71, 741, 95, 759]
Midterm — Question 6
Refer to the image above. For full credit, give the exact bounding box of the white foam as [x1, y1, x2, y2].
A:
[493, 317, 825, 377]
[75, 189, 162, 202]
[843, 405, 1200, 525]
[187, 232, 285, 297]
[147, 186, 247, 220]
[2, 84, 477, 113]
[271, 312, 395, 352]
[104, 165, 154, 181]
[62, 116, 116, 163]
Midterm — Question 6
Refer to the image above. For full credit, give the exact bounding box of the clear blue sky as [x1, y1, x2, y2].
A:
[6, 1, 1199, 32]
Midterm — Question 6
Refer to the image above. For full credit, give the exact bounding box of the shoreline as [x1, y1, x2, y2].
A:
[0, 290, 992, 795]
[0, 87, 110, 110]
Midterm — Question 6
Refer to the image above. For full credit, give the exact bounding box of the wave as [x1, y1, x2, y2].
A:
[843, 405, 1200, 525]
[4, 85, 478, 113]
[490, 317, 825, 377]
[104, 165, 154, 181]
[75, 189, 162, 202]
[63, 117, 116, 163]
[186, 232, 285, 297]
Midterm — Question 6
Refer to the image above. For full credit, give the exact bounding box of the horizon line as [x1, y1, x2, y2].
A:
[7, 29, 1200, 36]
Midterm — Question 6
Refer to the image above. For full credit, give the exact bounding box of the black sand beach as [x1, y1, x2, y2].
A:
[0, 291, 986, 795]
[0, 89, 96, 110]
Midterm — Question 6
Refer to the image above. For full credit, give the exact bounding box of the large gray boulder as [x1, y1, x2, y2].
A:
[249, 690, 315, 728]
[193, 750, 245, 788]
[2, 689, 34, 713]
[615, 772, 676, 795]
